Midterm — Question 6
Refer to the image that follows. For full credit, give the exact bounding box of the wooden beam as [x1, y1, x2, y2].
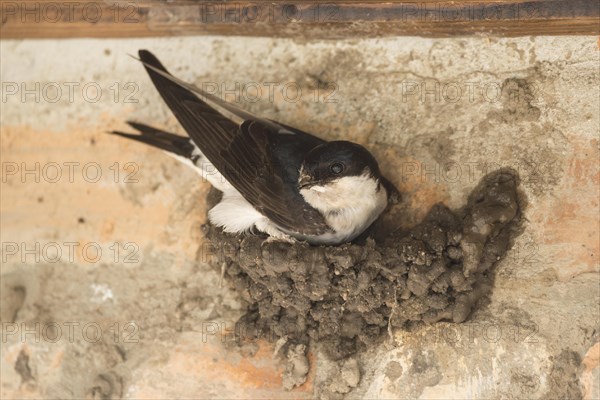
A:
[1, 0, 599, 39]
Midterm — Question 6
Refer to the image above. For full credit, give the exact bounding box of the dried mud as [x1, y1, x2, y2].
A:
[204, 170, 524, 386]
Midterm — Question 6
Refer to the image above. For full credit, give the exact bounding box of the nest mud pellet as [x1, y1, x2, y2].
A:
[201, 170, 524, 365]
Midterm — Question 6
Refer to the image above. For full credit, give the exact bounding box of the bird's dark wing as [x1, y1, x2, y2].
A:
[137, 49, 331, 235]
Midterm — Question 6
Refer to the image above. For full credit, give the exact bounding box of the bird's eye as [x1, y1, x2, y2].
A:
[330, 162, 344, 174]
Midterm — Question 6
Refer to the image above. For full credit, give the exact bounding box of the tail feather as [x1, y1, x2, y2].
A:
[109, 121, 195, 158]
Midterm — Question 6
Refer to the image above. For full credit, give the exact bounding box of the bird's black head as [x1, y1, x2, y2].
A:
[298, 141, 381, 188]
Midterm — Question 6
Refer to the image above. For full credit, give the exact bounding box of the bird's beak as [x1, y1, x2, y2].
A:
[298, 171, 313, 189]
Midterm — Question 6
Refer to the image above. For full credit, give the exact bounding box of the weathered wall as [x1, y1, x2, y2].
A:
[1, 36, 598, 398]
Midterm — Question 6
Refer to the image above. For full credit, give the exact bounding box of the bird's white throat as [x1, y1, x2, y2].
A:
[299, 173, 387, 240]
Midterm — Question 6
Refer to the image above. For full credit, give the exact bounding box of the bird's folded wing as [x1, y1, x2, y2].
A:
[137, 50, 330, 236]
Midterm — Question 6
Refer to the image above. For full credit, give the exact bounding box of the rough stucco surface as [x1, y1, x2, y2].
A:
[1, 36, 599, 399]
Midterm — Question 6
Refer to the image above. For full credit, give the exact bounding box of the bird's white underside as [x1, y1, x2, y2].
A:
[299, 174, 387, 242]
[166, 141, 386, 245]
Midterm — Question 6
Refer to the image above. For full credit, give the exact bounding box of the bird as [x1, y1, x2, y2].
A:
[109, 50, 398, 245]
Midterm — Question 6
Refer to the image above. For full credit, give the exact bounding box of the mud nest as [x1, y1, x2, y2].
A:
[202, 170, 523, 360]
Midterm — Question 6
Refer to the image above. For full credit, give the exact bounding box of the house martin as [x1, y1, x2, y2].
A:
[110, 50, 398, 245]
